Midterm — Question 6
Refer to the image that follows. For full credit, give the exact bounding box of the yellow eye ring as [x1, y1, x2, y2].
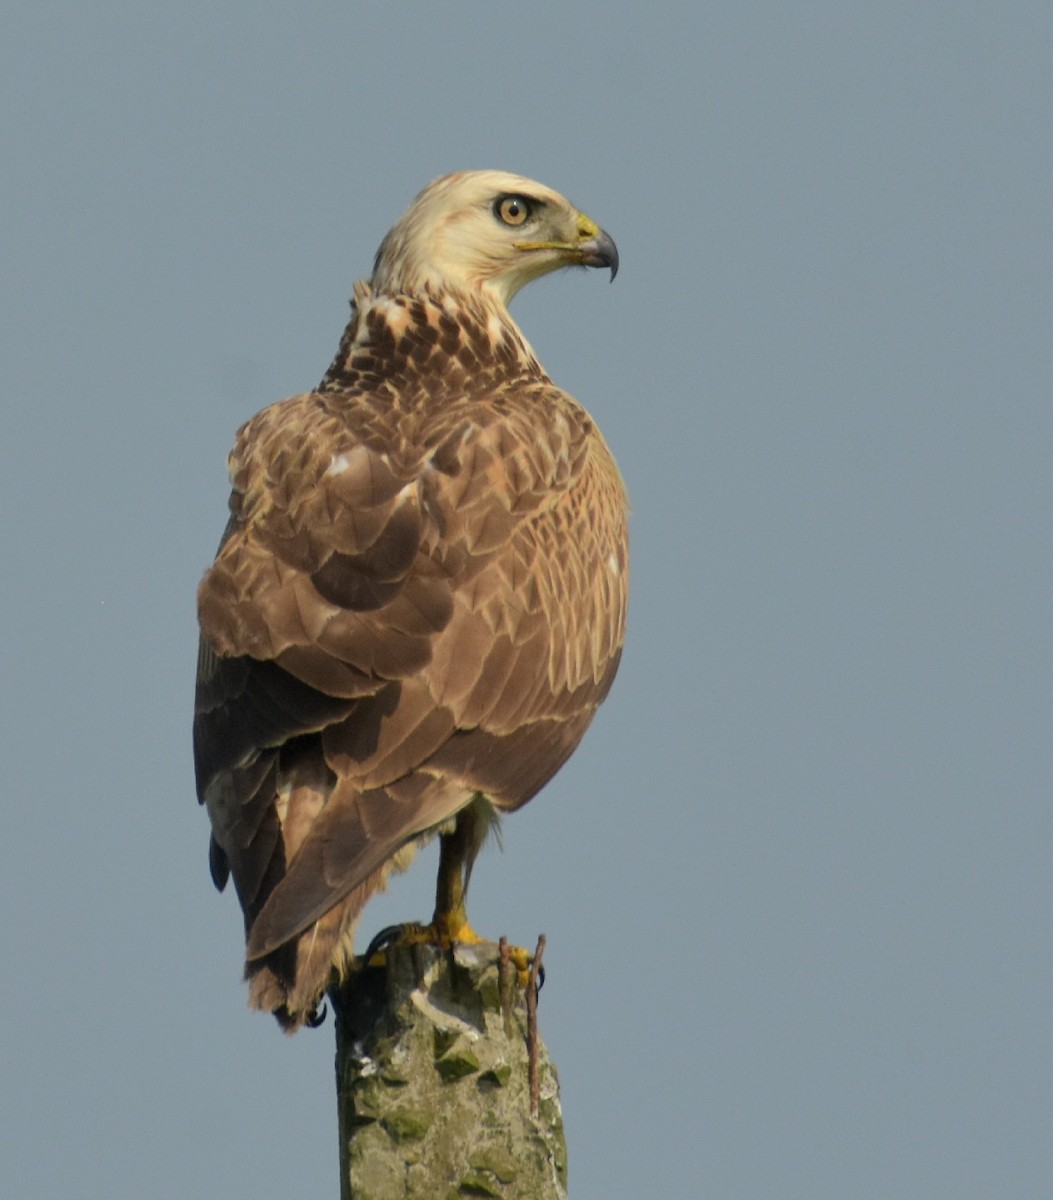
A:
[495, 195, 532, 227]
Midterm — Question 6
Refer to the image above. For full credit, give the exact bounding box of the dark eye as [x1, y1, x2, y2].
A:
[494, 195, 532, 227]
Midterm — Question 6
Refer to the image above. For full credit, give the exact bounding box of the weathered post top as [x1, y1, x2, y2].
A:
[332, 940, 566, 1200]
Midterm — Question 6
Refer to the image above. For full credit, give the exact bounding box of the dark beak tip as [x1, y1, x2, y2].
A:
[581, 228, 619, 282]
[599, 229, 619, 282]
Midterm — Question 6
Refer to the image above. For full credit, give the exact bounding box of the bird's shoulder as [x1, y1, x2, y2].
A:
[226, 368, 602, 544]
[198, 367, 608, 661]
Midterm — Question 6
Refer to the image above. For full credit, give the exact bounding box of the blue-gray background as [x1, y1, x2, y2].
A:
[3, 4, 1050, 1197]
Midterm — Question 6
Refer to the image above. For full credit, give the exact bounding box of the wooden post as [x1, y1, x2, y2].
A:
[331, 940, 566, 1200]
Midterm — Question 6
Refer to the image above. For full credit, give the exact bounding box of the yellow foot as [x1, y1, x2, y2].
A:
[502, 941, 534, 988]
[361, 921, 536, 986]
[361, 918, 482, 967]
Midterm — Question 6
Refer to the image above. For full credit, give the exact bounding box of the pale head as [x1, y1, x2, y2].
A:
[370, 170, 618, 306]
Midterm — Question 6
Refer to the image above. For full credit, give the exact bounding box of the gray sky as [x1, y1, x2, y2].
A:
[3, 3, 1051, 1197]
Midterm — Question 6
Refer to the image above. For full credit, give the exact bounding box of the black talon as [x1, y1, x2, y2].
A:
[305, 1001, 328, 1028]
[363, 923, 407, 964]
[536, 964, 546, 992]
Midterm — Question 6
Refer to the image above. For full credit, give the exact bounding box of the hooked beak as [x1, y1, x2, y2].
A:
[514, 210, 620, 282]
[577, 226, 619, 281]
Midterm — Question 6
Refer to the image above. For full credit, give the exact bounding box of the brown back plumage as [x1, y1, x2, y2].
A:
[194, 172, 628, 1027]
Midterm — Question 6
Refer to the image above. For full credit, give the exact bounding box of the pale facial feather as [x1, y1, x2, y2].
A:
[371, 170, 592, 306]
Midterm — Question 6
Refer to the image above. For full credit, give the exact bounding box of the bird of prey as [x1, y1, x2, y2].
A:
[194, 170, 628, 1029]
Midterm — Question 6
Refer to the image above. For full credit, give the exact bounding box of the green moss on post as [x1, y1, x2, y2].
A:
[331, 941, 566, 1200]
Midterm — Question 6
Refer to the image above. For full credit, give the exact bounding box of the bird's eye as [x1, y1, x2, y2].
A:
[495, 195, 532, 227]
